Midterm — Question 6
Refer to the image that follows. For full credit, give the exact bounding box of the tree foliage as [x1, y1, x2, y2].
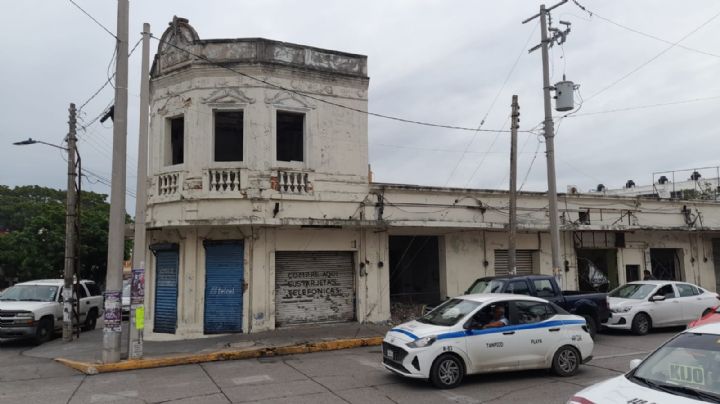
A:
[0, 185, 128, 286]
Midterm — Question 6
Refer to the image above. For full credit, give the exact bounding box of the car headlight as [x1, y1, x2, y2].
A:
[15, 312, 34, 318]
[407, 336, 436, 348]
[611, 306, 632, 313]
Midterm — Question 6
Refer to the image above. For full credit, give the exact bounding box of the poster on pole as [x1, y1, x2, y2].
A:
[130, 268, 145, 307]
[103, 290, 122, 332]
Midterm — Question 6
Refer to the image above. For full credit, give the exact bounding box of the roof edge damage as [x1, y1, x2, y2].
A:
[151, 16, 368, 79]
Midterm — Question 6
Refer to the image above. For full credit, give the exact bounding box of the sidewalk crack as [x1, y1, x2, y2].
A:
[199, 363, 232, 403]
[65, 374, 86, 404]
[284, 359, 352, 404]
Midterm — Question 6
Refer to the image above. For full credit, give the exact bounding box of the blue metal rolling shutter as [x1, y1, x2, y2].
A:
[153, 248, 179, 334]
[204, 241, 244, 334]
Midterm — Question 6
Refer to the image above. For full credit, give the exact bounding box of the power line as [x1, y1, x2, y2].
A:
[371, 142, 539, 155]
[77, 37, 142, 112]
[561, 95, 720, 118]
[584, 8, 720, 103]
[150, 34, 529, 134]
[83, 167, 136, 198]
[572, 0, 720, 59]
[67, 0, 118, 40]
[445, 21, 539, 186]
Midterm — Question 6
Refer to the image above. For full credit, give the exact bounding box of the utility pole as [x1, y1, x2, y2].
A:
[103, 0, 129, 364]
[523, 1, 569, 287]
[508, 95, 519, 276]
[128, 22, 151, 360]
[63, 103, 78, 342]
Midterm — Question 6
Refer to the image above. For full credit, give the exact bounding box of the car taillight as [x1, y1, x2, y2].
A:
[567, 396, 595, 404]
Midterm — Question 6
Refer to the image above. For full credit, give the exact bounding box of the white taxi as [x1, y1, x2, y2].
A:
[569, 323, 720, 403]
[382, 294, 594, 388]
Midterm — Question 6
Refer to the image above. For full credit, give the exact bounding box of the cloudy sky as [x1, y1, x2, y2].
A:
[2, 0, 719, 213]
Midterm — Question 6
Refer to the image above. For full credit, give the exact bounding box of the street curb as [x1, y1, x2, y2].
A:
[55, 336, 384, 375]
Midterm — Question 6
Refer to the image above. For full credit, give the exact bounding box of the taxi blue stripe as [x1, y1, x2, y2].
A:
[437, 319, 586, 341]
[389, 328, 419, 340]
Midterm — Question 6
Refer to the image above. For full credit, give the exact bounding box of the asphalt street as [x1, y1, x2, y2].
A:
[0, 328, 682, 404]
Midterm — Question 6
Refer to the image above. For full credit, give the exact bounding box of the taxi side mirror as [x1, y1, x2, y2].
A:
[629, 359, 642, 370]
[650, 295, 666, 302]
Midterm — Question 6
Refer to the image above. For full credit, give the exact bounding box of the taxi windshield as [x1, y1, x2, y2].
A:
[629, 332, 720, 401]
[609, 283, 656, 300]
[418, 298, 480, 326]
[466, 279, 505, 294]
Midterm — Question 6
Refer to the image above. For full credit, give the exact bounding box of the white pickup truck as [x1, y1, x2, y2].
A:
[0, 279, 104, 343]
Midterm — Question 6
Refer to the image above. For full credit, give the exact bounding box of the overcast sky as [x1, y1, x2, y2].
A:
[2, 0, 719, 213]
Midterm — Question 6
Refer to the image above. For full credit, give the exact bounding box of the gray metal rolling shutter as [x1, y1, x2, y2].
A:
[204, 241, 244, 334]
[154, 248, 179, 334]
[494, 250, 534, 276]
[275, 251, 355, 327]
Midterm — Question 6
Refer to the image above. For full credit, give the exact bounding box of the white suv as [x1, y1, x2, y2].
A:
[0, 279, 104, 343]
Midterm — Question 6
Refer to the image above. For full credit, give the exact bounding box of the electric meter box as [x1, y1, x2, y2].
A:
[555, 80, 575, 112]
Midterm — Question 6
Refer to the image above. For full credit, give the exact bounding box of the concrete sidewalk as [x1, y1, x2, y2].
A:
[25, 322, 389, 374]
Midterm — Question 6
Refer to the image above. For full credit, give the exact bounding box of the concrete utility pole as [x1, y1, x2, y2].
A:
[523, 1, 567, 287]
[103, 0, 129, 364]
[63, 103, 78, 342]
[508, 96, 519, 276]
[128, 22, 151, 360]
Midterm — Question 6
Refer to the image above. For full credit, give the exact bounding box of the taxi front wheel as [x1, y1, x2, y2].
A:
[430, 354, 465, 389]
[551, 345, 580, 377]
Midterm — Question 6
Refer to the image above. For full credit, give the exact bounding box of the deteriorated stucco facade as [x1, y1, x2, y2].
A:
[141, 18, 720, 340]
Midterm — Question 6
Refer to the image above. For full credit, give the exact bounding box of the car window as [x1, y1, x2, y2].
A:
[677, 284, 699, 297]
[418, 298, 481, 327]
[655, 284, 675, 299]
[74, 283, 88, 299]
[471, 302, 509, 328]
[532, 279, 555, 298]
[609, 283, 656, 299]
[507, 280, 530, 295]
[0, 285, 58, 302]
[513, 301, 555, 324]
[631, 332, 720, 397]
[466, 279, 506, 294]
[85, 282, 101, 297]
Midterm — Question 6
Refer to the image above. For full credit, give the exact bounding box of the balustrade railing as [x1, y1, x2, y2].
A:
[208, 168, 242, 192]
[157, 172, 180, 196]
[273, 170, 313, 194]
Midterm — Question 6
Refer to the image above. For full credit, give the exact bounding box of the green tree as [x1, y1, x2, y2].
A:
[0, 185, 130, 286]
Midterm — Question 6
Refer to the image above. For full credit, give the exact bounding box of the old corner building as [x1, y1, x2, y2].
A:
[142, 17, 720, 340]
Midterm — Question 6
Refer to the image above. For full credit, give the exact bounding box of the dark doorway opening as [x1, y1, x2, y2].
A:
[576, 249, 618, 292]
[389, 236, 440, 322]
[650, 248, 683, 280]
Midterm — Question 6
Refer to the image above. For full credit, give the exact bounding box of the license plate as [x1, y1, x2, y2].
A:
[385, 349, 394, 360]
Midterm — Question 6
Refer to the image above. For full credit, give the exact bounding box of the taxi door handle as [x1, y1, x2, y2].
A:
[502, 331, 515, 335]
[548, 328, 560, 332]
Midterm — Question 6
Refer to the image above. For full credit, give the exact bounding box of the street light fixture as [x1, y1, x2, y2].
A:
[12, 103, 82, 342]
[13, 138, 69, 151]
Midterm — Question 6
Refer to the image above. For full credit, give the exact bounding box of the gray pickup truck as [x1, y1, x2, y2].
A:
[0, 279, 104, 343]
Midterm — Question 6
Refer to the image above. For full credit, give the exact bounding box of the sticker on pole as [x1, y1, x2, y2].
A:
[131, 268, 145, 307]
[135, 305, 144, 330]
[103, 290, 122, 332]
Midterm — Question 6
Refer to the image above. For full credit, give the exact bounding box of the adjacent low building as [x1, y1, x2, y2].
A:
[141, 17, 720, 340]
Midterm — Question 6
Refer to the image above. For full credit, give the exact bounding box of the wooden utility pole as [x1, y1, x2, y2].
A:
[62, 103, 78, 342]
[508, 95, 519, 275]
[103, 0, 129, 364]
